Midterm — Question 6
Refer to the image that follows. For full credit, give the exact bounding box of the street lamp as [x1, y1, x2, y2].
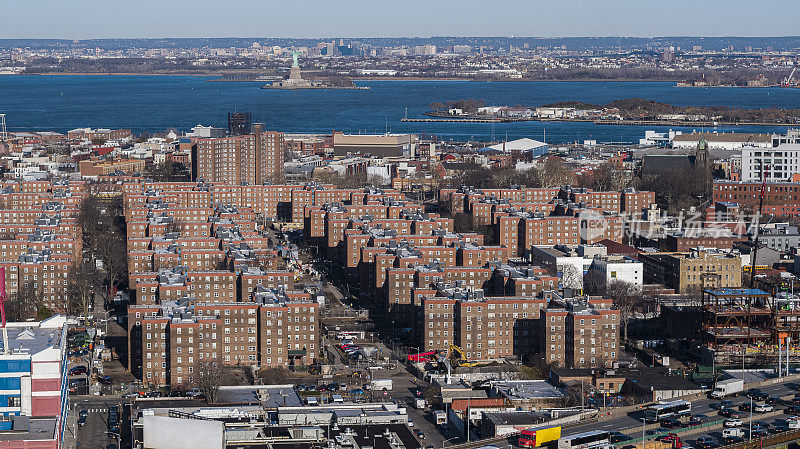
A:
[641, 417, 646, 449]
[748, 395, 753, 441]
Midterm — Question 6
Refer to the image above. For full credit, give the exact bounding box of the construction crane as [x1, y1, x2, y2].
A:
[782, 66, 798, 88]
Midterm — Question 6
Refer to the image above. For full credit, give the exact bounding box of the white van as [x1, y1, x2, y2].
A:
[722, 429, 744, 439]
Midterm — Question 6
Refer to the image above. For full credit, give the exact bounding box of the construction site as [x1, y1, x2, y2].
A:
[701, 287, 800, 367]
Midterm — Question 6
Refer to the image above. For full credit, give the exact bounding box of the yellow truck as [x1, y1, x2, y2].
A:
[519, 426, 562, 447]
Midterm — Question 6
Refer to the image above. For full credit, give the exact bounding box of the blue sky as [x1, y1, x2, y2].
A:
[4, 0, 800, 39]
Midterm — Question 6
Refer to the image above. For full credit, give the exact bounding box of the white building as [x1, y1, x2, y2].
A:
[586, 255, 643, 291]
[671, 132, 772, 151]
[742, 144, 800, 182]
[639, 130, 682, 146]
[479, 138, 549, 157]
[530, 245, 607, 290]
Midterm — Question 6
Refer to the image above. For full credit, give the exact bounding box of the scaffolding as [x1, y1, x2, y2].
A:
[699, 287, 800, 366]
[701, 288, 772, 360]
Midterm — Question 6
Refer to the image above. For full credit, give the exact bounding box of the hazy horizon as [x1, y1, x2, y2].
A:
[3, 35, 800, 41]
[5, 0, 800, 40]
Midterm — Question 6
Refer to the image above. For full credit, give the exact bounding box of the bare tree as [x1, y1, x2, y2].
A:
[258, 367, 291, 385]
[561, 264, 584, 291]
[6, 282, 39, 322]
[96, 232, 127, 302]
[596, 279, 643, 343]
[192, 359, 227, 403]
[68, 259, 99, 319]
[78, 194, 105, 252]
[534, 157, 573, 188]
[192, 358, 241, 403]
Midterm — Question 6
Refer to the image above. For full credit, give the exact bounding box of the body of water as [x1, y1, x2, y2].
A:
[1, 75, 799, 143]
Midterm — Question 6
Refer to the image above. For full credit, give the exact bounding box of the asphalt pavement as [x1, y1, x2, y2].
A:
[68, 396, 123, 449]
[562, 380, 800, 447]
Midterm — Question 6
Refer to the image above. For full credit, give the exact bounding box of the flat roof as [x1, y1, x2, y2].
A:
[216, 385, 302, 407]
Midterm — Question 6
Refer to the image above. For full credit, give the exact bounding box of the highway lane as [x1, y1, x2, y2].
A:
[560, 380, 800, 438]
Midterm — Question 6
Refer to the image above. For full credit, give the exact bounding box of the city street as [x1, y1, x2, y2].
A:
[563, 380, 800, 442]
[66, 396, 123, 449]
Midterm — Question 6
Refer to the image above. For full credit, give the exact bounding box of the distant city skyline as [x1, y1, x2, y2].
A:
[4, 0, 800, 40]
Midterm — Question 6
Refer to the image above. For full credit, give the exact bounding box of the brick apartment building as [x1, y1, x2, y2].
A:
[67, 128, 132, 141]
[421, 284, 546, 362]
[0, 181, 87, 313]
[194, 125, 284, 184]
[128, 287, 318, 387]
[540, 297, 620, 368]
[714, 181, 800, 218]
[639, 248, 742, 293]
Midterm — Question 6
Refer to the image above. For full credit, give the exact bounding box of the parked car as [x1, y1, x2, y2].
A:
[68, 366, 88, 376]
[79, 409, 88, 418]
[754, 404, 774, 413]
[186, 388, 204, 398]
[77, 416, 87, 427]
[718, 408, 735, 417]
[752, 421, 771, 429]
[750, 427, 769, 438]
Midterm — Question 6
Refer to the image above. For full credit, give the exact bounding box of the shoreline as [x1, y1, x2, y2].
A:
[12, 72, 690, 83]
[411, 114, 797, 128]
[13, 73, 796, 86]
